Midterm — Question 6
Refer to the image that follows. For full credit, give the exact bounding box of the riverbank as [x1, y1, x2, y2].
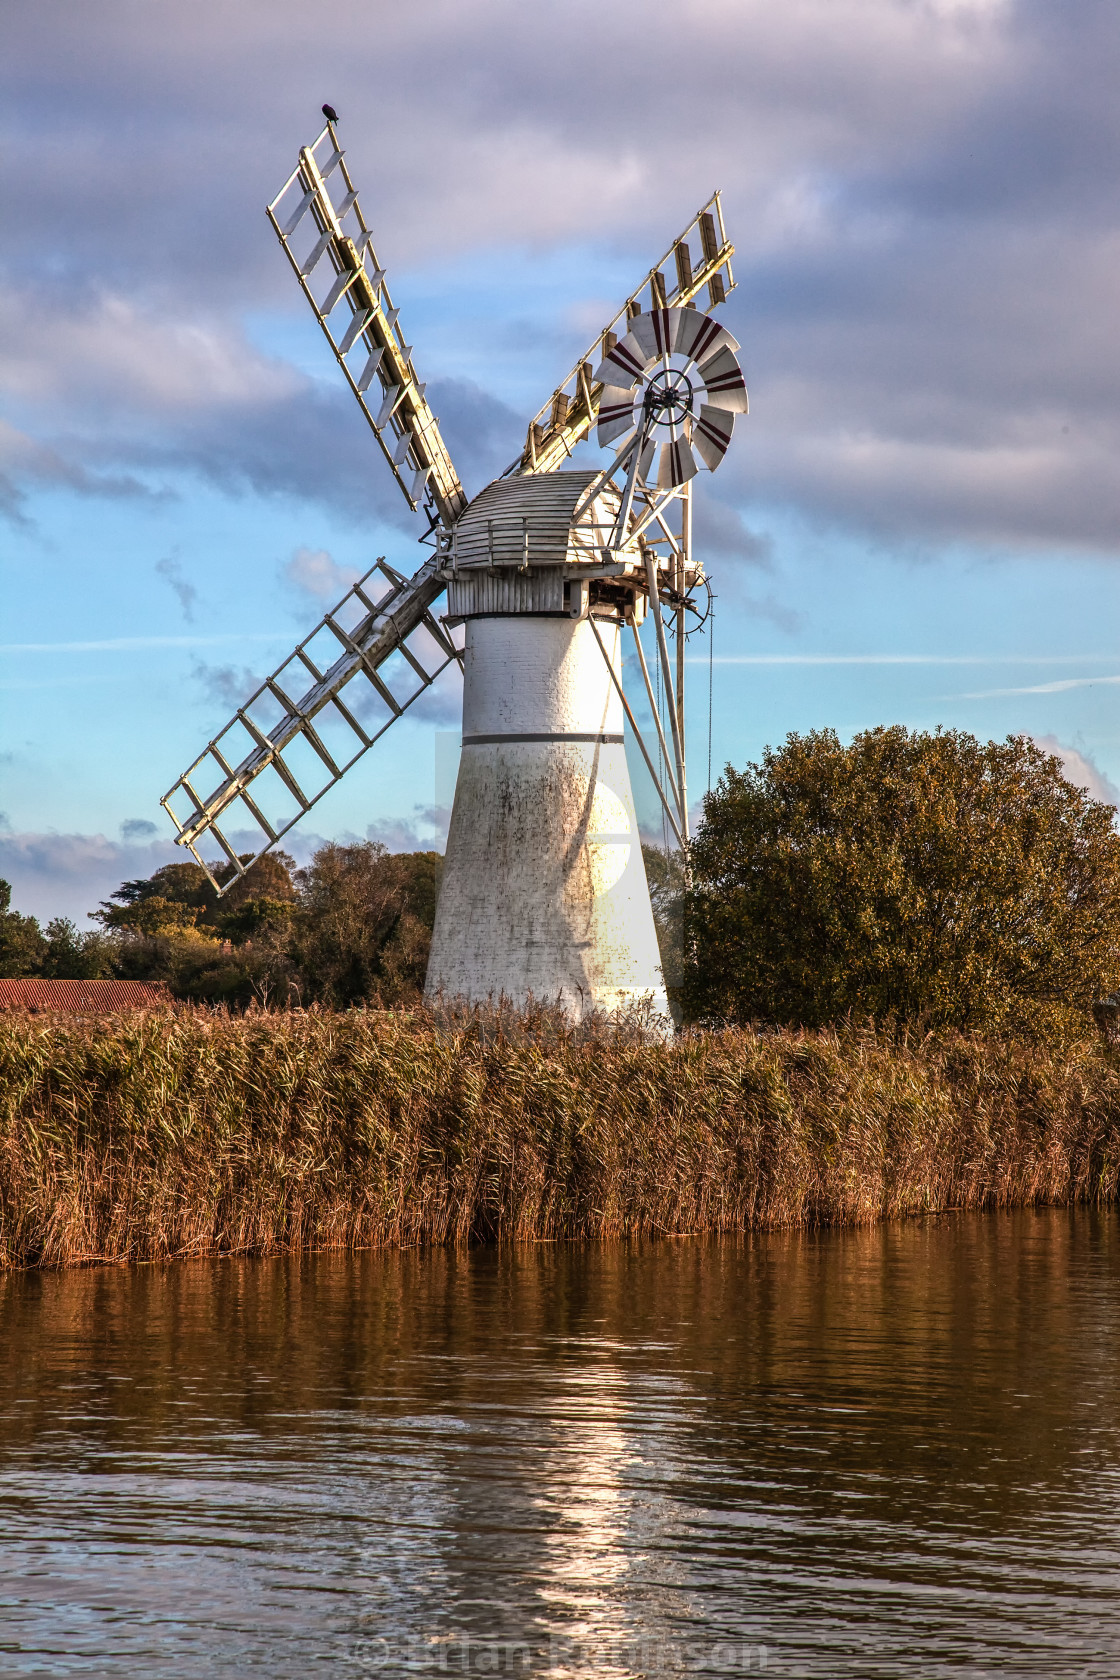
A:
[1, 1007, 1118, 1267]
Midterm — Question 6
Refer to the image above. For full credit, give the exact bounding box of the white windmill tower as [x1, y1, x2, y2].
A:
[161, 111, 746, 1019]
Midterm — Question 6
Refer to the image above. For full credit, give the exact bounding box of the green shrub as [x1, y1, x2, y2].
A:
[685, 727, 1120, 1035]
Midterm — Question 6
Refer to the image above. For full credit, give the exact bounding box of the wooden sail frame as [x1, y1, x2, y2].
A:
[507, 192, 735, 481]
[163, 118, 735, 881]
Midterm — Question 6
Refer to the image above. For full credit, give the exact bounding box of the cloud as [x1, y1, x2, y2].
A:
[956, 674, 1120, 699]
[340, 655, 464, 731]
[0, 829, 185, 922]
[698, 653, 1113, 667]
[0, 416, 150, 524]
[2, 0, 1120, 556]
[0, 300, 422, 528]
[396, 666, 464, 728]
[155, 554, 198, 621]
[366, 807, 451, 852]
[0, 289, 298, 415]
[692, 496, 774, 569]
[424, 378, 526, 500]
[190, 659, 262, 711]
[722, 590, 805, 636]
[0, 824, 337, 921]
[1, 0, 1025, 275]
[0, 633, 288, 653]
[120, 818, 159, 840]
[1033, 735, 1120, 809]
[147, 382, 421, 527]
[687, 499, 804, 631]
[284, 546, 360, 603]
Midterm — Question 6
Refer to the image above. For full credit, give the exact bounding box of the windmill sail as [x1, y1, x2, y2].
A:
[267, 121, 467, 528]
[591, 308, 748, 488]
[161, 559, 461, 892]
[163, 118, 473, 893]
[509, 193, 735, 480]
[162, 116, 735, 931]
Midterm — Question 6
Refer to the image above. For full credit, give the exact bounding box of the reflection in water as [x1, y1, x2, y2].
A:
[1, 1210, 1119, 1676]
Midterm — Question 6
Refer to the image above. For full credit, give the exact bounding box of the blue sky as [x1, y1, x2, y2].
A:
[3, 0, 1120, 920]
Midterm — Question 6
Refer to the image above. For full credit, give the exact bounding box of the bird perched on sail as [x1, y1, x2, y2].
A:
[322, 103, 339, 123]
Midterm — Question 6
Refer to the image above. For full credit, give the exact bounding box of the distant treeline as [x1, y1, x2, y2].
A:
[0, 843, 443, 1009]
[2, 1006, 1119, 1268]
[4, 724, 1120, 1035]
[0, 838, 683, 1014]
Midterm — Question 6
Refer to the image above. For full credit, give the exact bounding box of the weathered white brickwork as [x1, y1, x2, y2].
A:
[426, 613, 666, 1017]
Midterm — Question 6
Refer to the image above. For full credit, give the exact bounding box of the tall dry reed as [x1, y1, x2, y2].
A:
[1, 1005, 1119, 1268]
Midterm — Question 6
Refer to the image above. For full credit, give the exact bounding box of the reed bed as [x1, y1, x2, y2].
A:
[1, 1005, 1119, 1268]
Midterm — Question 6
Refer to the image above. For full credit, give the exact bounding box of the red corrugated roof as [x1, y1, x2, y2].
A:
[0, 979, 170, 1013]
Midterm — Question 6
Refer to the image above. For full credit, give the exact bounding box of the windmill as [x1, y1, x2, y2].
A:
[161, 114, 746, 1018]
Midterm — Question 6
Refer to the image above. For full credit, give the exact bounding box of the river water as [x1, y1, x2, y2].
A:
[2, 1209, 1119, 1677]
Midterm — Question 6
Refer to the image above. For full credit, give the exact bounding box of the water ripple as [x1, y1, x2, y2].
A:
[1, 1209, 1119, 1676]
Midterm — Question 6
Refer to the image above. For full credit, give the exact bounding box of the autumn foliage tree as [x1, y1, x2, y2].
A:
[683, 727, 1120, 1035]
[95, 843, 440, 1006]
[287, 842, 440, 1007]
[0, 881, 115, 980]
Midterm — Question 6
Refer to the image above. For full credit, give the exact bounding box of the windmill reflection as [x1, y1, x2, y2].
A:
[3, 1216, 1120, 1676]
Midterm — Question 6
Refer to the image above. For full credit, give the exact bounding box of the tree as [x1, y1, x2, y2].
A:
[683, 727, 1120, 1035]
[210, 852, 297, 927]
[81, 841, 442, 1008]
[289, 842, 441, 1007]
[0, 885, 119, 981]
[95, 852, 299, 1005]
[40, 918, 116, 980]
[0, 880, 46, 978]
[94, 852, 296, 937]
[642, 844, 688, 1015]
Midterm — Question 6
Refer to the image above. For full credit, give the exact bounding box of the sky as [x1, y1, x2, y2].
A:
[3, 0, 1120, 921]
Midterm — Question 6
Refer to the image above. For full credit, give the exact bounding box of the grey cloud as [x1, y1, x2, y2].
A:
[401, 670, 465, 729]
[154, 385, 422, 529]
[690, 499, 804, 633]
[2, 0, 1025, 272]
[0, 815, 438, 922]
[0, 288, 419, 527]
[721, 195, 1120, 547]
[3, 0, 1120, 553]
[64, 379, 416, 530]
[0, 829, 184, 922]
[730, 592, 806, 636]
[0, 306, 526, 527]
[0, 417, 152, 525]
[425, 379, 527, 500]
[209, 821, 440, 868]
[864, 3, 1120, 226]
[120, 818, 159, 840]
[190, 659, 262, 711]
[156, 555, 198, 622]
[0, 289, 298, 416]
[344, 661, 464, 731]
[366, 808, 450, 852]
[199, 827, 331, 872]
[692, 496, 774, 569]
